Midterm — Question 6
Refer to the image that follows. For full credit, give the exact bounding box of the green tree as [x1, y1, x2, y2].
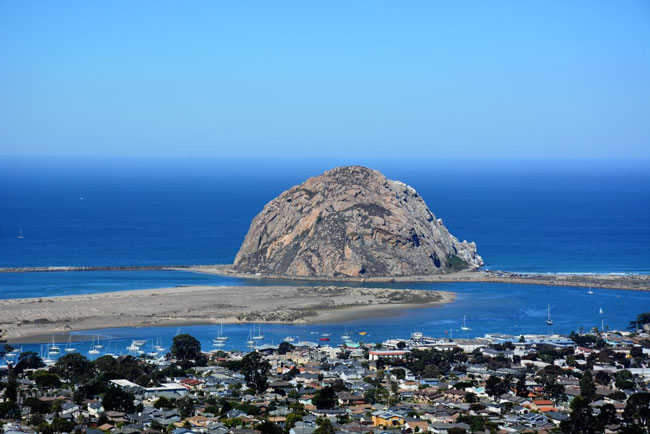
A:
[312, 385, 336, 409]
[314, 418, 335, 434]
[598, 403, 618, 427]
[256, 421, 283, 434]
[0, 401, 20, 419]
[178, 396, 195, 419]
[485, 376, 508, 398]
[240, 351, 271, 394]
[580, 370, 596, 402]
[153, 396, 174, 410]
[33, 370, 62, 389]
[278, 342, 294, 355]
[560, 396, 599, 434]
[628, 312, 650, 330]
[171, 334, 202, 361]
[102, 386, 136, 413]
[623, 392, 650, 431]
[54, 353, 94, 383]
[14, 351, 44, 373]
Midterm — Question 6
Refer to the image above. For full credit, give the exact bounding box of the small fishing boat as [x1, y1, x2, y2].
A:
[319, 337, 330, 341]
[321, 333, 331, 337]
[358, 331, 367, 336]
[283, 336, 295, 343]
[546, 305, 553, 326]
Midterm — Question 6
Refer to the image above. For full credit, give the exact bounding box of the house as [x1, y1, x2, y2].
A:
[371, 410, 406, 427]
[530, 399, 556, 412]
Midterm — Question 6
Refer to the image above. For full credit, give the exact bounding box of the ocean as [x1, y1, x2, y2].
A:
[1, 157, 649, 352]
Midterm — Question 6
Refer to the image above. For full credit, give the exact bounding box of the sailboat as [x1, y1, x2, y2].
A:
[88, 337, 100, 355]
[252, 324, 264, 340]
[588, 287, 594, 295]
[17, 227, 24, 239]
[599, 307, 604, 315]
[48, 336, 60, 355]
[546, 305, 553, 326]
[341, 326, 351, 341]
[246, 329, 256, 347]
[214, 323, 229, 342]
[64, 335, 77, 352]
[154, 338, 164, 352]
[461, 315, 471, 331]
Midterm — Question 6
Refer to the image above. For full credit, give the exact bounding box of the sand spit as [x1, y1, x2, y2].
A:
[1, 285, 453, 343]
[189, 266, 650, 291]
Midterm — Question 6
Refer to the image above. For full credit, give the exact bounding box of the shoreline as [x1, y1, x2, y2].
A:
[1, 285, 454, 344]
[1, 264, 648, 291]
[187, 265, 650, 291]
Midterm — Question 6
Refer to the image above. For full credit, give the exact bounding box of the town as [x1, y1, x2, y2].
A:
[1, 312, 649, 434]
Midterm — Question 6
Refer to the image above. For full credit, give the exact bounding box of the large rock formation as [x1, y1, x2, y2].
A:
[234, 166, 483, 278]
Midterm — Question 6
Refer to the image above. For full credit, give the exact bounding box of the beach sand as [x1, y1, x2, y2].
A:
[1, 285, 454, 343]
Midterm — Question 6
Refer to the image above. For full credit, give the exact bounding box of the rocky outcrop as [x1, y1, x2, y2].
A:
[234, 166, 483, 278]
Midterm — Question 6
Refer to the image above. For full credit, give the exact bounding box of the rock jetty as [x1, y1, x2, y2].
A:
[234, 166, 483, 278]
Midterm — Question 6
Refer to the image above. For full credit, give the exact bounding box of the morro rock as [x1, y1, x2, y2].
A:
[234, 166, 483, 278]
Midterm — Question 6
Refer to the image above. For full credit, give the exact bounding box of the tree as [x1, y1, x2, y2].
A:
[178, 396, 194, 419]
[628, 312, 650, 330]
[485, 376, 508, 398]
[102, 386, 135, 413]
[623, 392, 650, 431]
[560, 396, 599, 434]
[580, 371, 596, 402]
[240, 351, 271, 394]
[396, 341, 406, 349]
[171, 334, 202, 361]
[516, 375, 528, 397]
[278, 342, 294, 355]
[256, 421, 283, 434]
[598, 403, 618, 427]
[14, 351, 44, 373]
[54, 353, 94, 383]
[314, 417, 335, 434]
[312, 385, 336, 409]
[0, 401, 19, 419]
[153, 396, 173, 410]
[33, 370, 62, 389]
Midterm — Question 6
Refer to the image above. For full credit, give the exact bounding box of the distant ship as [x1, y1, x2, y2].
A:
[546, 304, 553, 326]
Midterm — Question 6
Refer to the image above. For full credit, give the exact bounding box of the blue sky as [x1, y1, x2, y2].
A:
[1, 1, 649, 159]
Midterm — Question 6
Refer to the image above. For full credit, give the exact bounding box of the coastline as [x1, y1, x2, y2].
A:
[1, 285, 454, 344]
[187, 265, 650, 291]
[1, 264, 648, 291]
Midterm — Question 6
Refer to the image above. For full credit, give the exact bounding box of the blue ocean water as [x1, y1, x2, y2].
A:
[2, 157, 649, 273]
[11, 281, 650, 357]
[1, 157, 650, 348]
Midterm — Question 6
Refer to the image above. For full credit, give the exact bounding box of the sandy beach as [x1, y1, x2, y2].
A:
[1, 285, 453, 343]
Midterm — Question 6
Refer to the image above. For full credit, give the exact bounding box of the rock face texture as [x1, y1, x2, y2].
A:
[234, 166, 483, 278]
